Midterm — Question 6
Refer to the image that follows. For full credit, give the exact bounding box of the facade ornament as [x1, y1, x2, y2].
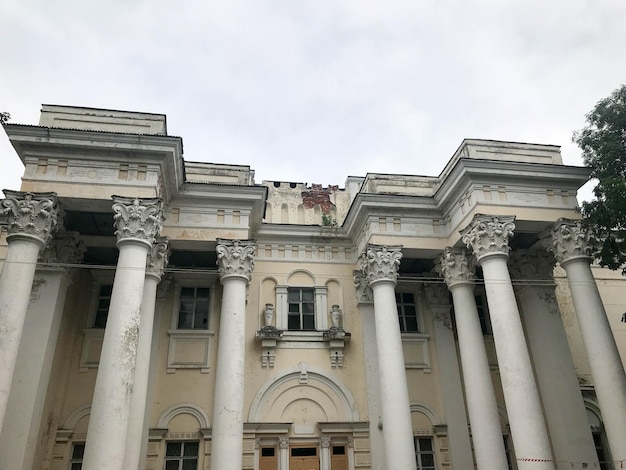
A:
[39, 231, 86, 265]
[359, 244, 403, 285]
[461, 214, 515, 260]
[437, 248, 476, 287]
[111, 196, 163, 244]
[353, 269, 373, 303]
[255, 303, 283, 367]
[216, 239, 256, 281]
[146, 238, 170, 279]
[546, 218, 594, 265]
[321, 437, 331, 448]
[279, 437, 289, 449]
[330, 304, 343, 328]
[263, 303, 275, 327]
[323, 305, 350, 369]
[424, 284, 450, 307]
[508, 250, 555, 283]
[1, 190, 58, 244]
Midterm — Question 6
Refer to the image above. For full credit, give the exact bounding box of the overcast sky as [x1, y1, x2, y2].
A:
[2, 1, 625, 202]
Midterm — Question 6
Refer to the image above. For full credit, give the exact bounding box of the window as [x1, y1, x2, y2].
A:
[415, 437, 436, 470]
[397, 292, 419, 332]
[592, 431, 611, 470]
[503, 435, 516, 470]
[288, 288, 316, 330]
[164, 441, 199, 470]
[177, 287, 210, 330]
[69, 443, 84, 470]
[94, 285, 112, 328]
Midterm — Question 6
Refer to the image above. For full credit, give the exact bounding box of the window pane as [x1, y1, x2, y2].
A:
[165, 461, 179, 470]
[301, 302, 314, 314]
[421, 454, 435, 466]
[72, 443, 85, 459]
[94, 311, 108, 328]
[395, 292, 401, 302]
[182, 459, 197, 470]
[405, 316, 419, 332]
[292, 447, 317, 456]
[196, 288, 210, 298]
[404, 305, 417, 317]
[100, 285, 113, 296]
[402, 293, 414, 303]
[288, 289, 300, 301]
[288, 303, 300, 313]
[302, 314, 315, 330]
[193, 310, 208, 329]
[418, 438, 433, 451]
[301, 289, 314, 301]
[288, 315, 301, 330]
[332, 446, 345, 455]
[166, 442, 182, 456]
[261, 447, 276, 457]
[71, 464, 83, 470]
[183, 442, 199, 456]
[178, 311, 192, 329]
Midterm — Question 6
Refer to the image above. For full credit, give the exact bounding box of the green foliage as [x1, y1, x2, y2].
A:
[573, 85, 626, 273]
[321, 213, 337, 227]
[0, 111, 10, 124]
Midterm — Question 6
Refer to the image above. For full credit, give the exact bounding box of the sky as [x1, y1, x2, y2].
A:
[2, 0, 625, 202]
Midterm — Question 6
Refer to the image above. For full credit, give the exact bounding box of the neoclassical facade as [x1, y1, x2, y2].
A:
[0, 105, 624, 470]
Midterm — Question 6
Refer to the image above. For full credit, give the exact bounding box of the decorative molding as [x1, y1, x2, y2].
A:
[508, 249, 555, 282]
[279, 437, 289, 449]
[321, 437, 331, 448]
[111, 196, 163, 244]
[546, 218, 594, 265]
[461, 214, 515, 260]
[437, 247, 476, 287]
[352, 269, 373, 303]
[424, 284, 450, 307]
[1, 190, 58, 244]
[39, 231, 86, 265]
[359, 244, 403, 285]
[146, 238, 170, 279]
[216, 238, 256, 281]
[155, 402, 211, 429]
[166, 330, 213, 373]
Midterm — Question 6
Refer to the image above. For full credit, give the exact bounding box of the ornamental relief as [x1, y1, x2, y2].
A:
[39, 231, 86, 265]
[352, 269, 373, 303]
[112, 196, 163, 243]
[1, 190, 58, 243]
[437, 247, 476, 287]
[547, 219, 594, 264]
[359, 244, 403, 285]
[508, 250, 555, 281]
[461, 214, 515, 260]
[216, 238, 256, 281]
[146, 238, 170, 278]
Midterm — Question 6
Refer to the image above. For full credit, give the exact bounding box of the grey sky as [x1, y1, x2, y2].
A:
[2, 0, 625, 201]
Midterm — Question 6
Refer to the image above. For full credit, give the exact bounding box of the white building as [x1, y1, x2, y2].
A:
[0, 105, 624, 470]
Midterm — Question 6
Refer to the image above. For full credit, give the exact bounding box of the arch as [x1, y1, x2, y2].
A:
[583, 398, 603, 428]
[62, 404, 91, 430]
[248, 362, 360, 423]
[410, 403, 441, 426]
[281, 203, 290, 224]
[287, 269, 316, 286]
[265, 202, 273, 222]
[156, 403, 211, 429]
[297, 204, 305, 224]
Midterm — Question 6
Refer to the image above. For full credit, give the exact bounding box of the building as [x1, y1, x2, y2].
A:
[0, 105, 624, 470]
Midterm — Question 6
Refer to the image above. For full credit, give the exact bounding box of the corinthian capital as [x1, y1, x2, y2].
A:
[39, 231, 86, 265]
[508, 250, 555, 282]
[111, 196, 163, 245]
[461, 214, 515, 261]
[353, 269, 373, 303]
[437, 247, 476, 287]
[546, 219, 593, 265]
[146, 238, 170, 279]
[359, 244, 403, 285]
[1, 190, 58, 245]
[217, 239, 255, 281]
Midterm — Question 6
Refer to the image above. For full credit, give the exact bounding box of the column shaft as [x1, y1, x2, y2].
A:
[372, 280, 417, 470]
[210, 275, 248, 469]
[450, 283, 508, 470]
[82, 241, 150, 469]
[480, 255, 553, 469]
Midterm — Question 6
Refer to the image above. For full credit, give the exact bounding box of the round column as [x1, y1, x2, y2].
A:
[439, 248, 508, 470]
[279, 437, 289, 470]
[210, 239, 255, 470]
[321, 437, 331, 470]
[360, 244, 417, 470]
[462, 215, 554, 470]
[548, 219, 626, 464]
[83, 197, 163, 470]
[124, 239, 169, 470]
[0, 190, 57, 433]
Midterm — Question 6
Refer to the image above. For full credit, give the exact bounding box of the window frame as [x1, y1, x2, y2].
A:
[176, 286, 211, 330]
[276, 285, 329, 334]
[414, 436, 436, 470]
[170, 282, 216, 332]
[163, 440, 200, 470]
[287, 287, 316, 331]
[69, 442, 85, 470]
[396, 291, 420, 333]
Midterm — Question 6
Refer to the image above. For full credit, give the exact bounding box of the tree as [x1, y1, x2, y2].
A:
[573, 85, 626, 274]
[0, 111, 10, 124]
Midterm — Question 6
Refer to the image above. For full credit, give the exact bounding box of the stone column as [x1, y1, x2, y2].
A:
[321, 437, 331, 470]
[509, 250, 598, 469]
[124, 239, 169, 470]
[359, 244, 416, 470]
[424, 282, 474, 470]
[210, 239, 255, 470]
[279, 437, 289, 470]
[0, 190, 57, 433]
[438, 248, 509, 470]
[0, 232, 84, 470]
[353, 270, 385, 470]
[548, 219, 626, 464]
[83, 197, 163, 470]
[461, 215, 554, 470]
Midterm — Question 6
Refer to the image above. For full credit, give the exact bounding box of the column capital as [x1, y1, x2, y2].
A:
[508, 250, 555, 283]
[279, 437, 289, 449]
[353, 269, 373, 304]
[321, 437, 331, 448]
[39, 231, 86, 265]
[146, 238, 170, 280]
[1, 190, 58, 246]
[437, 247, 476, 288]
[546, 218, 594, 266]
[359, 244, 403, 286]
[216, 239, 255, 281]
[461, 214, 515, 262]
[111, 196, 163, 247]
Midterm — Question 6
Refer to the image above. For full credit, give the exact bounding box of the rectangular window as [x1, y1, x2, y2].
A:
[70, 443, 85, 470]
[592, 432, 611, 470]
[288, 288, 316, 330]
[177, 287, 210, 330]
[397, 292, 419, 332]
[415, 437, 436, 470]
[94, 285, 112, 328]
[164, 441, 199, 470]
